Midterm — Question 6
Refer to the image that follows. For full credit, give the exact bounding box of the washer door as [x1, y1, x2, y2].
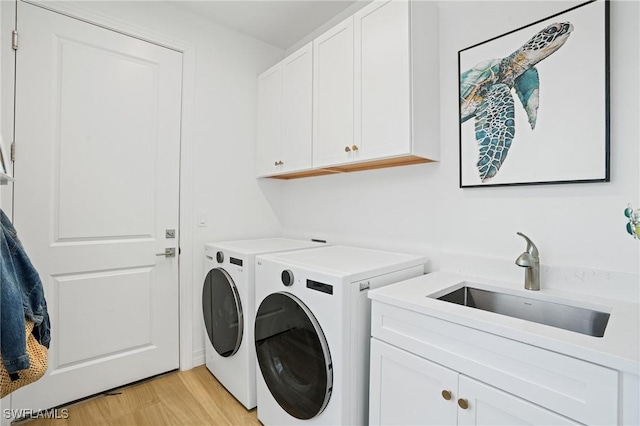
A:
[255, 292, 332, 420]
[202, 268, 243, 357]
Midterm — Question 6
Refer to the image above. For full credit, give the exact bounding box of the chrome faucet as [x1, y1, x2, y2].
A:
[515, 232, 540, 291]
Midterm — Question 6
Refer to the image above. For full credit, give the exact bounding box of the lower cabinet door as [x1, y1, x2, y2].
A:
[457, 375, 580, 426]
[369, 339, 458, 425]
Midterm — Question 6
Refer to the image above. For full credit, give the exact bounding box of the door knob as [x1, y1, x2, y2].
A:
[156, 248, 176, 257]
[351, 145, 359, 151]
[457, 398, 469, 410]
[441, 390, 452, 401]
[345, 146, 351, 152]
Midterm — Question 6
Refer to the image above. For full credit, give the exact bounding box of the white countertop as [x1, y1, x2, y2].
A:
[368, 271, 640, 374]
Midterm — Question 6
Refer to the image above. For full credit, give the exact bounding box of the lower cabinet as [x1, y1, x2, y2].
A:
[369, 338, 456, 425]
[369, 339, 579, 425]
[457, 372, 578, 426]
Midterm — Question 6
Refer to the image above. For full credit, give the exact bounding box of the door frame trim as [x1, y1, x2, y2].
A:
[19, 0, 196, 372]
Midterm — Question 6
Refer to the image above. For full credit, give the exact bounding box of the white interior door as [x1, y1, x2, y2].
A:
[10, 2, 182, 411]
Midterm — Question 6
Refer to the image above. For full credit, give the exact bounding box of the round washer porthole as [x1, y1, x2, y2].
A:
[254, 292, 332, 420]
[202, 268, 243, 357]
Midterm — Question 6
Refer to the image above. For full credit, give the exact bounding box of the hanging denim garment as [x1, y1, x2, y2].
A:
[0, 208, 50, 374]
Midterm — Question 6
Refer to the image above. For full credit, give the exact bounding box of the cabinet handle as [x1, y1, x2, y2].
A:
[457, 398, 469, 410]
[441, 390, 452, 401]
[274, 161, 278, 166]
[344, 146, 351, 152]
[352, 145, 359, 151]
[278, 161, 284, 165]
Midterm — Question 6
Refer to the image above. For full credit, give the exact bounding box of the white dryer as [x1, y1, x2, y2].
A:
[254, 245, 426, 425]
[202, 238, 323, 409]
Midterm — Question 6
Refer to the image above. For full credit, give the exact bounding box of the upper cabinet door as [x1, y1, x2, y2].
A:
[281, 43, 313, 173]
[313, 17, 354, 168]
[257, 63, 282, 177]
[355, 0, 411, 162]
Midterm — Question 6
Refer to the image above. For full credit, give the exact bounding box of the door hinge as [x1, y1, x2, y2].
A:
[10, 142, 15, 162]
[12, 30, 18, 50]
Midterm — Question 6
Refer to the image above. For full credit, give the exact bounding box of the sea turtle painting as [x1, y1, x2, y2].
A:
[460, 22, 574, 181]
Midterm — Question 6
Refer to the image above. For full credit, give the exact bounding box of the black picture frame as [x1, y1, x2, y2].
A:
[458, 0, 609, 188]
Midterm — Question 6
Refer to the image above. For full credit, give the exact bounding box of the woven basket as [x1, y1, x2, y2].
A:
[0, 320, 48, 398]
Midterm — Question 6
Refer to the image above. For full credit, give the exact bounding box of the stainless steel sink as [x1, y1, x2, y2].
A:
[434, 286, 610, 337]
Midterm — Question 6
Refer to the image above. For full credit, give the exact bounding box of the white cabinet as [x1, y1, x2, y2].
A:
[369, 338, 457, 425]
[257, 0, 440, 179]
[370, 339, 578, 426]
[312, 17, 354, 168]
[457, 374, 579, 426]
[313, 0, 439, 172]
[369, 302, 619, 425]
[256, 43, 313, 177]
[280, 44, 314, 174]
[257, 63, 282, 176]
[354, 0, 411, 162]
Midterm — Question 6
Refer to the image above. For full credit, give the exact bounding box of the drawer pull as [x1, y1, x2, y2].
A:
[441, 390, 452, 401]
[457, 398, 469, 410]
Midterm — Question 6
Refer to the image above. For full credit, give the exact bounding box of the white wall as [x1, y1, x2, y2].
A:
[276, 1, 639, 285]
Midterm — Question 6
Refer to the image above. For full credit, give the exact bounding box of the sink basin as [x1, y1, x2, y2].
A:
[433, 285, 610, 337]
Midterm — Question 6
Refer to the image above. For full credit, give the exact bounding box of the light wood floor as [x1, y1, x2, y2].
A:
[19, 366, 260, 426]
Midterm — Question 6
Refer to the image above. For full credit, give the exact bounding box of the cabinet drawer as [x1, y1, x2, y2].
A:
[371, 302, 618, 425]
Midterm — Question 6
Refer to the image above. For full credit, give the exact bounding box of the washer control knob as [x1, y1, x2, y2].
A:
[281, 270, 294, 287]
[216, 251, 224, 263]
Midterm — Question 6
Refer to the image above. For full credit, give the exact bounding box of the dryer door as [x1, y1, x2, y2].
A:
[255, 292, 332, 420]
[202, 268, 243, 357]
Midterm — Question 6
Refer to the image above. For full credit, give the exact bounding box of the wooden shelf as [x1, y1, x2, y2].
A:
[263, 155, 434, 180]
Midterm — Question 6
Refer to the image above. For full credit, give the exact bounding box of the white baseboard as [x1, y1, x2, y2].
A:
[191, 349, 205, 369]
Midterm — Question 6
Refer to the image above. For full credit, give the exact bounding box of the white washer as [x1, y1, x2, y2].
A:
[254, 245, 426, 425]
[202, 238, 323, 409]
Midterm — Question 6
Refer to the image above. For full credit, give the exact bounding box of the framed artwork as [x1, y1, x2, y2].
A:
[458, 0, 609, 188]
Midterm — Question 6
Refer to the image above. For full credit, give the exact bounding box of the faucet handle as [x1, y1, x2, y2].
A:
[516, 232, 539, 258]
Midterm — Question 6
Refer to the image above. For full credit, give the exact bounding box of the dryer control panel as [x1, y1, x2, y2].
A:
[307, 279, 333, 295]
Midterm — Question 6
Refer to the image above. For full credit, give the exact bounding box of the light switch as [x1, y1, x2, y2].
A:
[197, 211, 207, 227]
